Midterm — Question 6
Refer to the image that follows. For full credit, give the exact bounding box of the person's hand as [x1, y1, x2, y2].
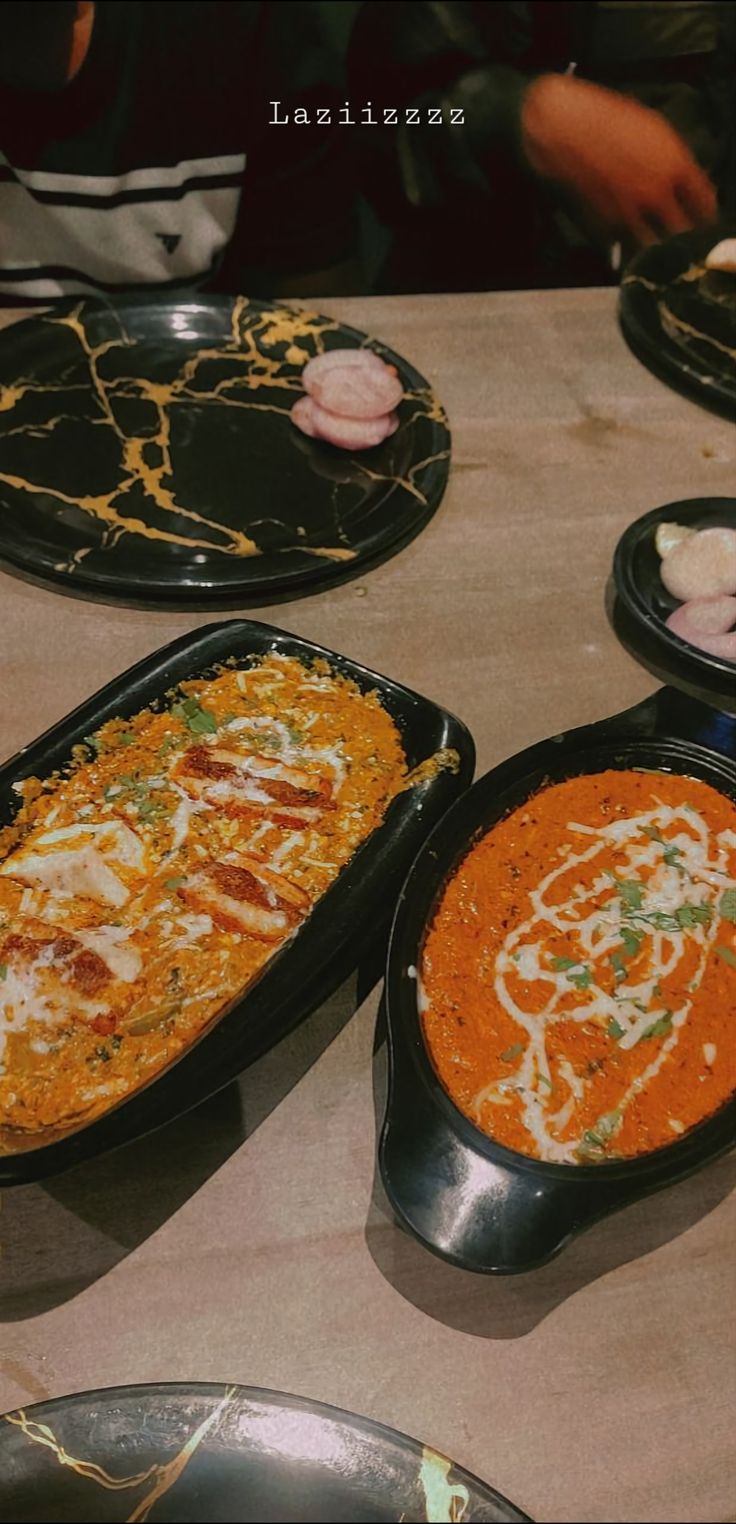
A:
[521, 73, 717, 245]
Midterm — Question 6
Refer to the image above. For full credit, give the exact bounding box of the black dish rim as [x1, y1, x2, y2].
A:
[0, 295, 451, 607]
[0, 617, 475, 1186]
[0, 1379, 532, 1523]
[612, 496, 736, 711]
[381, 687, 736, 1274]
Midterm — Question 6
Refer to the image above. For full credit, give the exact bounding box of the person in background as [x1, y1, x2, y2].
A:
[0, 1, 360, 306]
[348, 1, 733, 293]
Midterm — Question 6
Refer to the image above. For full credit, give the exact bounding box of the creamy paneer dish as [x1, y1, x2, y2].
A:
[0, 656, 407, 1145]
[421, 771, 736, 1163]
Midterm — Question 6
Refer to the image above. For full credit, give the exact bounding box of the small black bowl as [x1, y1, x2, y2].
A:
[612, 496, 736, 714]
[381, 687, 736, 1275]
[0, 619, 475, 1186]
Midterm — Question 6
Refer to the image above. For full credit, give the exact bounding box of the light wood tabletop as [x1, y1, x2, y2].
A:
[0, 291, 734, 1524]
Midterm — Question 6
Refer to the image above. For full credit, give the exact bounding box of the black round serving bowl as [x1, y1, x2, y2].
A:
[612, 496, 736, 714]
[380, 688, 736, 1274]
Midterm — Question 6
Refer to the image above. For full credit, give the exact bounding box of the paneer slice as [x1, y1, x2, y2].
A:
[173, 745, 333, 826]
[0, 820, 145, 908]
[179, 856, 310, 942]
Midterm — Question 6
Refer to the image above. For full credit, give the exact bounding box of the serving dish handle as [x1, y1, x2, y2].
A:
[380, 1053, 641, 1274]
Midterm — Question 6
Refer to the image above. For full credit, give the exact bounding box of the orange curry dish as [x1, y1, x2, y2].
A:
[421, 770, 736, 1163]
[0, 655, 408, 1147]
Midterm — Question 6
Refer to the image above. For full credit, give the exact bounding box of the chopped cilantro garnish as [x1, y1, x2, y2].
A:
[715, 945, 736, 969]
[551, 956, 593, 990]
[675, 903, 712, 930]
[113, 773, 170, 824]
[171, 695, 218, 735]
[628, 903, 712, 934]
[118, 731, 136, 747]
[643, 824, 682, 867]
[608, 1017, 625, 1040]
[641, 1012, 673, 1040]
[500, 1042, 524, 1062]
[579, 1109, 621, 1156]
[718, 889, 736, 924]
[620, 926, 644, 958]
[568, 966, 593, 991]
[84, 734, 104, 754]
[607, 874, 643, 910]
[610, 952, 627, 983]
[629, 910, 677, 931]
[538, 1072, 554, 1089]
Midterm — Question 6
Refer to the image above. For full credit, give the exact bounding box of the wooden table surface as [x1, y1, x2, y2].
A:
[0, 291, 734, 1524]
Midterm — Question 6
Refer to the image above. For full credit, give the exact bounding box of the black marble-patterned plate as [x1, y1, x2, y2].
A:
[0, 296, 450, 604]
[619, 225, 736, 418]
[0, 1384, 531, 1523]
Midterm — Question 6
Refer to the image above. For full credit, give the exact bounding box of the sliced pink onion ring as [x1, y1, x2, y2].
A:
[666, 596, 736, 660]
[291, 394, 398, 450]
[302, 348, 392, 390]
[308, 363, 403, 420]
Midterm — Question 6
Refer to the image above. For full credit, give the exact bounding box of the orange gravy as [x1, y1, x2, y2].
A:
[0, 655, 407, 1146]
[421, 770, 736, 1162]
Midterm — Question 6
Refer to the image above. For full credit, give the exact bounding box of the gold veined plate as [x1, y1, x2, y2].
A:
[0, 296, 450, 605]
[619, 225, 736, 419]
[0, 1383, 531, 1522]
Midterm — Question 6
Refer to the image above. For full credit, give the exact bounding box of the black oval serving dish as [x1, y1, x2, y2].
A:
[381, 687, 736, 1275]
[0, 619, 474, 1186]
[612, 496, 736, 714]
[0, 1381, 531, 1523]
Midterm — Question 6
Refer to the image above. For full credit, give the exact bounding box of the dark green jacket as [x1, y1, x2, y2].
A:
[349, 1, 736, 290]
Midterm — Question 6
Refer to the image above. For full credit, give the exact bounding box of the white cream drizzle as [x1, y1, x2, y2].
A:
[168, 784, 211, 851]
[459, 802, 733, 1163]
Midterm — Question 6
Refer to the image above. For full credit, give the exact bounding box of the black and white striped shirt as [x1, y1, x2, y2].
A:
[0, 1, 354, 303]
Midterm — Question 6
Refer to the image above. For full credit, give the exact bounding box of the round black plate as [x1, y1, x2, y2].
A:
[612, 496, 736, 713]
[0, 296, 450, 605]
[0, 1383, 531, 1523]
[381, 688, 736, 1275]
[619, 225, 736, 418]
